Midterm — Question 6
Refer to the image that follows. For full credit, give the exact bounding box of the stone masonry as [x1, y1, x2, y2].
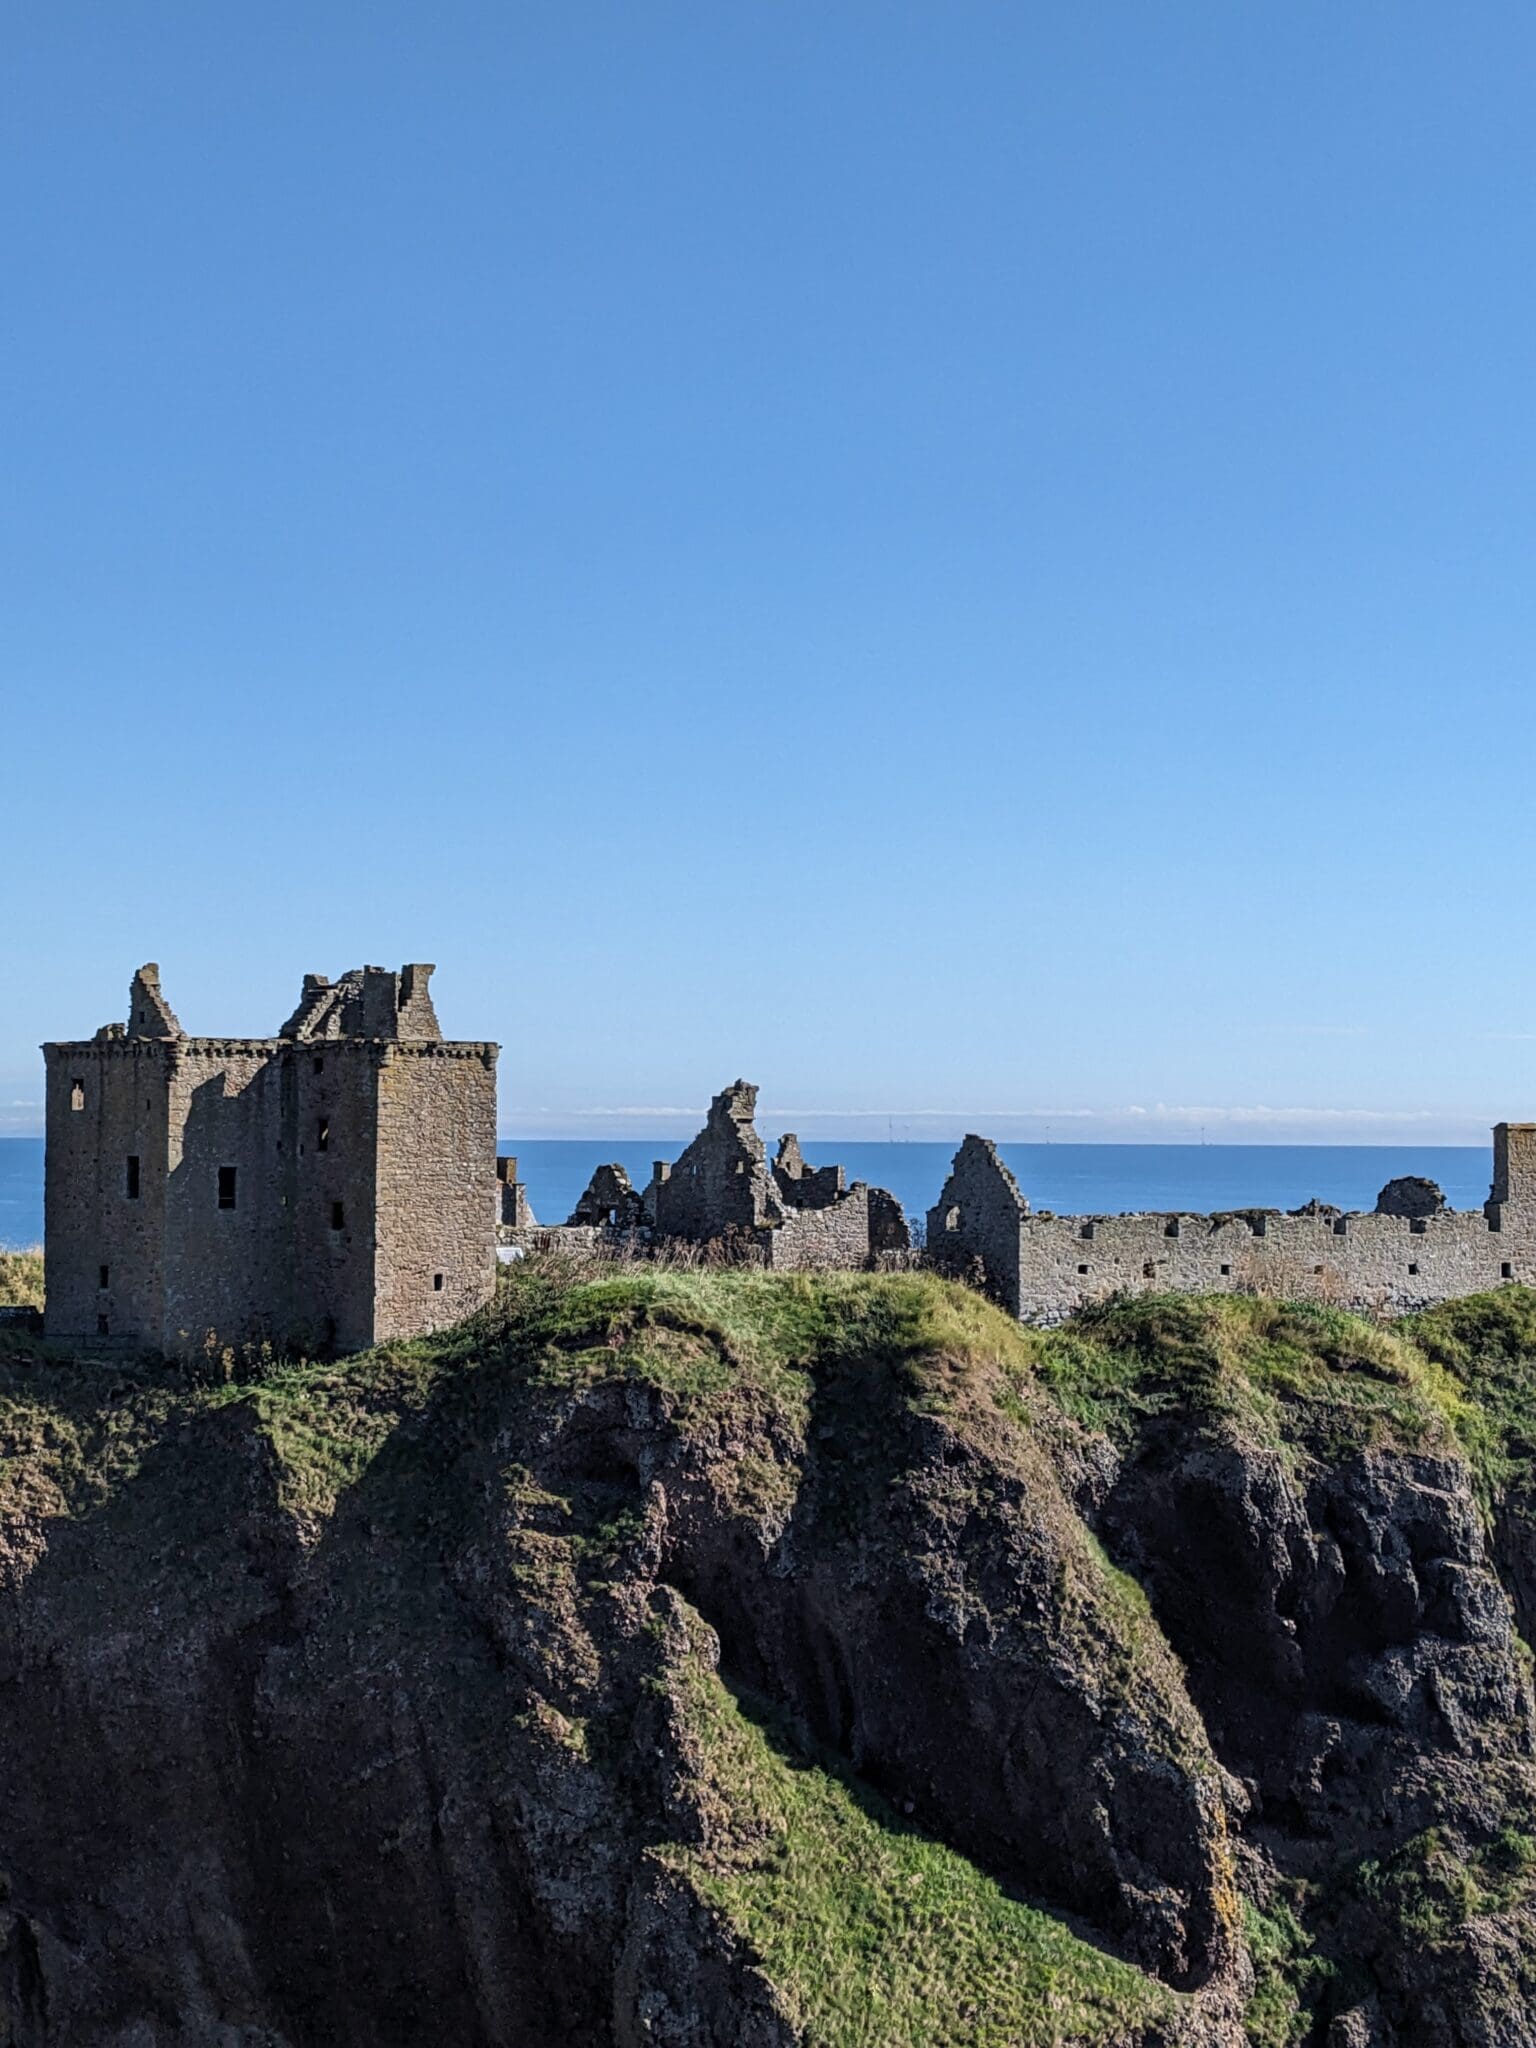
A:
[44, 963, 498, 1357]
[928, 1124, 1536, 1323]
[499, 1082, 911, 1270]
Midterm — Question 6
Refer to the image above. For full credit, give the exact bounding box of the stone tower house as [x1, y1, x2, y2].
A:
[43, 963, 498, 1357]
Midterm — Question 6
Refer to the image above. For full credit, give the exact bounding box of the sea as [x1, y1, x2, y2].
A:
[0, 1136, 1496, 1252]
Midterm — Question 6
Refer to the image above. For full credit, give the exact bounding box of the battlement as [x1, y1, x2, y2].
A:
[43, 962, 498, 1358]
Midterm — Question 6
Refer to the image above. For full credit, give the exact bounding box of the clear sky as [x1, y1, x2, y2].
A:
[4, 3, 1535, 1143]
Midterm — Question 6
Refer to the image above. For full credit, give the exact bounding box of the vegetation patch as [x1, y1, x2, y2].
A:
[666, 1644, 1182, 2047]
[1407, 1287, 1536, 1508]
[1352, 1825, 1536, 1949]
[1034, 1292, 1465, 1470]
[1241, 1894, 1331, 2047]
[0, 1249, 44, 1309]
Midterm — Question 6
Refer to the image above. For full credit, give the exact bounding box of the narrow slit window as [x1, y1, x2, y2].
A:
[313, 1056, 324, 1075]
[70, 1078, 85, 1112]
[98, 1265, 109, 1290]
[433, 1272, 444, 1292]
[331, 1201, 345, 1231]
[1502, 1262, 1514, 1280]
[317, 1117, 330, 1152]
[125, 1155, 140, 1200]
[218, 1166, 238, 1210]
[96, 1314, 109, 1337]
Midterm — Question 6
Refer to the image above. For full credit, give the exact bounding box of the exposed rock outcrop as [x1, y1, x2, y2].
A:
[0, 1268, 1534, 2044]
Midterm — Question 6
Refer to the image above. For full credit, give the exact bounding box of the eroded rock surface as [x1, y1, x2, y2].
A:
[0, 1270, 1533, 2045]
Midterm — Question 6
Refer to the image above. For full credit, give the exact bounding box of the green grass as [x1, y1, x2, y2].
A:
[1406, 1288, 1536, 1508]
[1350, 1824, 1536, 1952]
[0, 1249, 44, 1309]
[1032, 1292, 1466, 1471]
[1240, 1895, 1331, 2047]
[665, 1638, 1182, 2047]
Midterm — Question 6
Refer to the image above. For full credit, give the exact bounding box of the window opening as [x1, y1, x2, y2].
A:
[218, 1167, 238, 1210]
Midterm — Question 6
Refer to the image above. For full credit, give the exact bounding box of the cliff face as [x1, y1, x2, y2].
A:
[0, 1265, 1534, 2046]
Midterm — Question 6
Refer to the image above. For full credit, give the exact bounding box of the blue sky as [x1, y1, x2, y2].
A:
[4, 3, 1535, 1143]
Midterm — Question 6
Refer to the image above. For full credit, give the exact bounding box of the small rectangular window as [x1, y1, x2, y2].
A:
[70, 1078, 85, 1111]
[433, 1272, 444, 1291]
[1220, 1263, 1231, 1276]
[317, 1117, 330, 1152]
[98, 1265, 109, 1290]
[313, 1056, 324, 1075]
[331, 1201, 345, 1231]
[1502, 1262, 1514, 1280]
[1408, 1262, 1420, 1276]
[125, 1155, 140, 1200]
[218, 1166, 238, 1210]
[1077, 1263, 1089, 1275]
[1142, 1261, 1156, 1280]
[96, 1314, 109, 1337]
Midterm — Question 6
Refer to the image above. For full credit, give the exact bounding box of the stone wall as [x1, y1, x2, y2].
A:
[927, 1136, 1026, 1312]
[568, 1163, 648, 1229]
[650, 1082, 783, 1240]
[43, 964, 498, 1358]
[372, 1043, 498, 1347]
[43, 1032, 173, 1346]
[767, 1184, 876, 1271]
[772, 1134, 846, 1210]
[497, 1157, 535, 1228]
[930, 1123, 1536, 1324]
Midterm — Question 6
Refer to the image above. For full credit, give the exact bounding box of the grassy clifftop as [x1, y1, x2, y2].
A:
[4, 1256, 1536, 2043]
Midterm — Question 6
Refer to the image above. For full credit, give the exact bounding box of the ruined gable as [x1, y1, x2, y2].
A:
[568, 1163, 648, 1229]
[650, 1081, 784, 1241]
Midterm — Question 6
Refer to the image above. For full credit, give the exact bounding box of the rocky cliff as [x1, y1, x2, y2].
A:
[0, 1259, 1534, 2045]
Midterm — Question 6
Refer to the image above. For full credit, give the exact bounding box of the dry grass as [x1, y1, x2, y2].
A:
[0, 1249, 44, 1310]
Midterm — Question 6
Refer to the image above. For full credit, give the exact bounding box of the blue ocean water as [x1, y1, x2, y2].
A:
[0, 1135, 1495, 1252]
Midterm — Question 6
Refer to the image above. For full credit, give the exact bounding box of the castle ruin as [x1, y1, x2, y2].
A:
[499, 1080, 911, 1269]
[43, 963, 498, 1357]
[927, 1125, 1536, 1322]
[39, 962, 1536, 1350]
